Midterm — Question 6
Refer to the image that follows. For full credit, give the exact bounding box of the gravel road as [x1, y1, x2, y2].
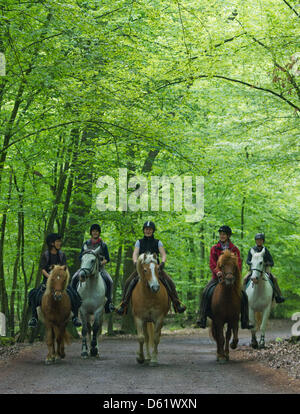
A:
[0, 319, 299, 395]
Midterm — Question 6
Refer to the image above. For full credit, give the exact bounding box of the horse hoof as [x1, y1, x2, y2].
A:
[251, 342, 258, 349]
[90, 348, 98, 357]
[217, 356, 227, 364]
[45, 358, 54, 365]
[230, 341, 238, 349]
[149, 360, 158, 367]
[81, 352, 89, 359]
[258, 343, 265, 349]
[136, 357, 145, 364]
[217, 359, 227, 364]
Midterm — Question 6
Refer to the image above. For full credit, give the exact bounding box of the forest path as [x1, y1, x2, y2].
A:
[0, 319, 299, 394]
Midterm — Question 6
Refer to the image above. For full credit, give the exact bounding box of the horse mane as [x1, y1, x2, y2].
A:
[137, 253, 157, 278]
[45, 265, 70, 295]
[217, 250, 242, 295]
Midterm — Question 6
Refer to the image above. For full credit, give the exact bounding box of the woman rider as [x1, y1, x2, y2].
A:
[71, 224, 115, 313]
[197, 225, 253, 329]
[116, 221, 186, 315]
[244, 233, 285, 303]
[28, 233, 82, 328]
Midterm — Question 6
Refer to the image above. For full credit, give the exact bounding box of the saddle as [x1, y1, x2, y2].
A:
[245, 273, 275, 299]
[205, 282, 218, 319]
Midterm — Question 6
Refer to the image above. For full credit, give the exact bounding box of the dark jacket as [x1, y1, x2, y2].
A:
[246, 245, 274, 267]
[79, 238, 110, 263]
[40, 249, 66, 284]
[139, 236, 160, 256]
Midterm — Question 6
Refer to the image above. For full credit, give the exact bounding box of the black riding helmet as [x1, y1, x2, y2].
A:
[143, 221, 156, 232]
[255, 233, 265, 241]
[218, 225, 232, 237]
[46, 233, 62, 248]
[90, 223, 101, 235]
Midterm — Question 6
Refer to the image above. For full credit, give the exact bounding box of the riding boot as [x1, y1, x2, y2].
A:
[71, 270, 80, 290]
[243, 272, 251, 290]
[101, 271, 115, 313]
[28, 286, 43, 328]
[116, 272, 139, 315]
[28, 295, 39, 328]
[67, 286, 82, 327]
[196, 279, 218, 328]
[268, 273, 285, 303]
[159, 270, 186, 313]
[241, 291, 254, 329]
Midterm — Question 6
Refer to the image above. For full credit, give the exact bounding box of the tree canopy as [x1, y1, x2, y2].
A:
[0, 0, 299, 339]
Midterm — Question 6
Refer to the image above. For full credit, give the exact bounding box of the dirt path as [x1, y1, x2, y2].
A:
[0, 319, 299, 394]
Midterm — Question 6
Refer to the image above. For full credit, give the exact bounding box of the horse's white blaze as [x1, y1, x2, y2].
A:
[149, 262, 159, 290]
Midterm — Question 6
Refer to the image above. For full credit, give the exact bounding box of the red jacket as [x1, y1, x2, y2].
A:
[209, 241, 242, 280]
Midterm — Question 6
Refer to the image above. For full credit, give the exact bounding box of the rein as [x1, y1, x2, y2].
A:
[79, 250, 101, 280]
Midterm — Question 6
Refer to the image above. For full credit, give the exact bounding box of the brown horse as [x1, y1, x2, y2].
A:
[131, 253, 170, 366]
[41, 265, 71, 365]
[210, 250, 242, 363]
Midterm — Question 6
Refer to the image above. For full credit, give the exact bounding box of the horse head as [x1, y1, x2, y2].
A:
[137, 253, 160, 293]
[79, 245, 101, 281]
[46, 265, 69, 301]
[217, 250, 241, 288]
[250, 248, 265, 284]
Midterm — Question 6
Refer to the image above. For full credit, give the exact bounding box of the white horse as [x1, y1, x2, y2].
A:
[246, 248, 274, 349]
[77, 245, 106, 358]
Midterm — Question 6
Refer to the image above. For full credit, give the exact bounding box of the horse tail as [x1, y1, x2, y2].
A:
[147, 322, 154, 348]
[255, 312, 262, 329]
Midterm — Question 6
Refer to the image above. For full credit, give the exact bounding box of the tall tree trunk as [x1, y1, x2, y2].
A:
[64, 128, 94, 276]
[121, 242, 136, 334]
[0, 173, 12, 335]
[107, 243, 123, 335]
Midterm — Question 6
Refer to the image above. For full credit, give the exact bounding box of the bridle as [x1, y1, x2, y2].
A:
[79, 250, 101, 281]
[218, 267, 236, 284]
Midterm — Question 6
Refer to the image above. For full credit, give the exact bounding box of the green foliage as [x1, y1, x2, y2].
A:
[0, 0, 299, 338]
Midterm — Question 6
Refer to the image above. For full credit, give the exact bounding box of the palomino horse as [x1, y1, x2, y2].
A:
[77, 245, 106, 358]
[246, 248, 274, 349]
[131, 253, 170, 366]
[41, 265, 71, 365]
[211, 250, 242, 363]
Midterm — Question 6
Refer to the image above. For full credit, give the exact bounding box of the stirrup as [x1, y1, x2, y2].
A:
[72, 316, 82, 327]
[28, 317, 38, 328]
[116, 302, 128, 316]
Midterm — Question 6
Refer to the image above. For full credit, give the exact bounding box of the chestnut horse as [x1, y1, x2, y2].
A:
[41, 265, 71, 365]
[131, 253, 170, 366]
[210, 250, 242, 363]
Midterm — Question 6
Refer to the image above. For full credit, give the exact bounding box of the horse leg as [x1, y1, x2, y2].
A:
[143, 322, 151, 364]
[45, 325, 55, 365]
[224, 324, 231, 361]
[215, 322, 226, 363]
[80, 310, 89, 359]
[249, 307, 258, 349]
[150, 318, 164, 367]
[259, 304, 271, 349]
[230, 321, 239, 350]
[56, 325, 67, 360]
[90, 308, 103, 357]
[135, 317, 145, 364]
